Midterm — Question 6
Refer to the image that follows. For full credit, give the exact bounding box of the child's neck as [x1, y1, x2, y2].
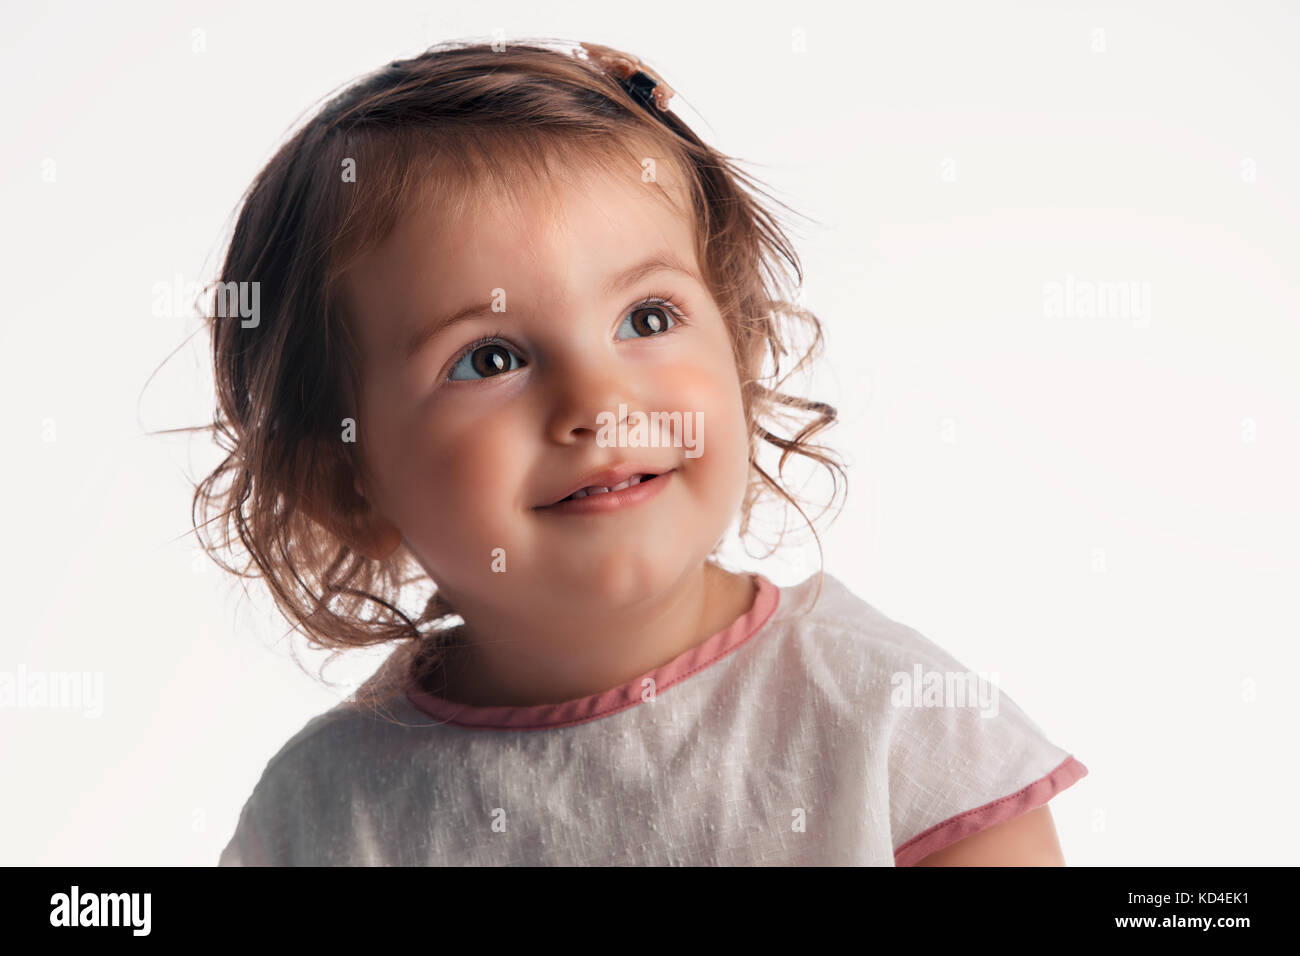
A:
[420, 563, 757, 709]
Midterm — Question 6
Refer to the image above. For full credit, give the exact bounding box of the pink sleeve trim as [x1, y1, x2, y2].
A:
[893, 754, 1089, 866]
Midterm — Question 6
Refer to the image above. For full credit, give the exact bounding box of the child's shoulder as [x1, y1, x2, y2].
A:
[772, 569, 1068, 735]
[237, 645, 428, 791]
[767, 570, 1087, 864]
[249, 707, 355, 780]
[767, 570, 981, 680]
[219, 652, 433, 865]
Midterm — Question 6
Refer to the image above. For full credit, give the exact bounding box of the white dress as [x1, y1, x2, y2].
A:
[219, 570, 1088, 865]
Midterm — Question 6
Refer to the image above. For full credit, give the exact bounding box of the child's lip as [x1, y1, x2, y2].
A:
[534, 469, 675, 515]
[535, 463, 673, 508]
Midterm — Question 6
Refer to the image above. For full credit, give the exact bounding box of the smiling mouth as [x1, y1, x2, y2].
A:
[559, 473, 656, 501]
[535, 470, 675, 514]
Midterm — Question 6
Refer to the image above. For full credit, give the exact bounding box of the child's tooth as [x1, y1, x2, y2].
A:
[568, 478, 643, 501]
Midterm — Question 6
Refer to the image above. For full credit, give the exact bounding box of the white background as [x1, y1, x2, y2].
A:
[2, 0, 1297, 866]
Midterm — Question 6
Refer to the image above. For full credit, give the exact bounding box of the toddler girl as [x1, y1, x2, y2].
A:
[209, 38, 1087, 866]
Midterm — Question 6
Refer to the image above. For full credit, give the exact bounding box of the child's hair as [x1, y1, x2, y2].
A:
[178, 38, 847, 699]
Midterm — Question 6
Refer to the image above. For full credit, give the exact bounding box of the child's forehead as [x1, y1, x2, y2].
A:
[368, 157, 698, 279]
[454, 176, 680, 253]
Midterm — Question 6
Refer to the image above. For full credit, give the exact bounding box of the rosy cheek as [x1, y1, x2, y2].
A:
[663, 371, 731, 434]
[429, 417, 526, 513]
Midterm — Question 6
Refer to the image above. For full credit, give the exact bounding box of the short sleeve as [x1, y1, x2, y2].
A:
[885, 666, 1088, 866]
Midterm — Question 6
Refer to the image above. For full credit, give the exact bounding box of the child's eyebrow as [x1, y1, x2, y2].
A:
[401, 250, 703, 362]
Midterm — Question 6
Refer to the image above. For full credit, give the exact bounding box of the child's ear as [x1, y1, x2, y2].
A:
[296, 469, 403, 562]
[347, 477, 405, 561]
[344, 507, 404, 562]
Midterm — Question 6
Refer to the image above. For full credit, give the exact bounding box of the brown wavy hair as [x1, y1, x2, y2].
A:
[162, 38, 848, 709]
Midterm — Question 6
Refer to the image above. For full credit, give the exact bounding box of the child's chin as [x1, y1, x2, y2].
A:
[542, 559, 686, 605]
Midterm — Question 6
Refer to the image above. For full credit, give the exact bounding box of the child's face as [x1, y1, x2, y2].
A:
[342, 161, 753, 617]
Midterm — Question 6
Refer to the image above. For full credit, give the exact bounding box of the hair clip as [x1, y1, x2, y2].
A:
[575, 41, 675, 112]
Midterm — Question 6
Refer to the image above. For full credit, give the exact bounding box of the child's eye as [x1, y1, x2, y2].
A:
[615, 296, 684, 340]
[444, 295, 687, 383]
[447, 333, 524, 382]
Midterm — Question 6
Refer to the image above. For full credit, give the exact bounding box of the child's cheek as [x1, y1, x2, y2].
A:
[397, 408, 528, 552]
[659, 361, 749, 513]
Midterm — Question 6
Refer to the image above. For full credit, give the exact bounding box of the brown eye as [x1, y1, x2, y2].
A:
[447, 338, 523, 382]
[617, 298, 682, 339]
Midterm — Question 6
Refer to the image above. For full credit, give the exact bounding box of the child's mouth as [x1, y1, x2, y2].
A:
[561, 473, 654, 500]
[536, 470, 674, 515]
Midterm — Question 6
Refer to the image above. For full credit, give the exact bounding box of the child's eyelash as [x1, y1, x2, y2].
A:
[452, 329, 509, 367]
[640, 291, 688, 324]
[443, 293, 688, 380]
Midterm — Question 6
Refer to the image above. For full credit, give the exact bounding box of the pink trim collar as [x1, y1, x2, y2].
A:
[404, 573, 780, 731]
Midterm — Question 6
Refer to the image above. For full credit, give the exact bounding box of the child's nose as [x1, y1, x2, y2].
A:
[541, 353, 643, 444]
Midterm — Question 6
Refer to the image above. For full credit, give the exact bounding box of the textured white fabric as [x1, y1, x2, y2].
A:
[218, 570, 1086, 866]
